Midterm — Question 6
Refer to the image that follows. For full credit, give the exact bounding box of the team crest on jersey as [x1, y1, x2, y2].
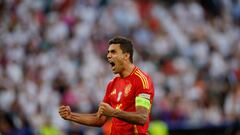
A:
[124, 84, 132, 97]
[110, 89, 116, 95]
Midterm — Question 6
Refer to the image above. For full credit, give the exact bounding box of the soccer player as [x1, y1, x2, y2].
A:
[59, 36, 154, 135]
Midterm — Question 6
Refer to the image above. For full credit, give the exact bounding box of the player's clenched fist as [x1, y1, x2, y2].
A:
[59, 105, 72, 120]
[98, 102, 115, 117]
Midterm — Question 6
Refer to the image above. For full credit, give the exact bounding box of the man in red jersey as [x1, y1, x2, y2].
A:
[59, 36, 154, 135]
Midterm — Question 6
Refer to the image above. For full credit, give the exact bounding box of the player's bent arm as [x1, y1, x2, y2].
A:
[59, 105, 108, 127]
[112, 106, 149, 126]
[111, 96, 151, 125]
[99, 96, 151, 125]
[68, 113, 108, 127]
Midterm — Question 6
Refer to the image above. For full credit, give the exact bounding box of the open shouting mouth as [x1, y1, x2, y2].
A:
[109, 60, 116, 70]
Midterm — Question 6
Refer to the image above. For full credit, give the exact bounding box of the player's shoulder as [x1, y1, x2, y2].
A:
[132, 67, 150, 79]
[108, 74, 120, 84]
[132, 67, 151, 89]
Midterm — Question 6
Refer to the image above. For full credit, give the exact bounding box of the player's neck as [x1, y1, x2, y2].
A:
[119, 63, 135, 78]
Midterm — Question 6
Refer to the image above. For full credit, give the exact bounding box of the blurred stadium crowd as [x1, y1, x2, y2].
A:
[0, 0, 240, 135]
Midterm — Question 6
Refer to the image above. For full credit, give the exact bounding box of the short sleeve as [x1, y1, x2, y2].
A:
[134, 74, 154, 103]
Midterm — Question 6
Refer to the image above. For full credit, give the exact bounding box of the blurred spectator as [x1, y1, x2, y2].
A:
[224, 83, 240, 122]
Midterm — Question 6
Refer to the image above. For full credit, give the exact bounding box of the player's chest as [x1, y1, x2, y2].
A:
[109, 79, 136, 104]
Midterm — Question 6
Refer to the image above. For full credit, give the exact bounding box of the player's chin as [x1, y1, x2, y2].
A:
[112, 70, 118, 74]
[112, 68, 119, 74]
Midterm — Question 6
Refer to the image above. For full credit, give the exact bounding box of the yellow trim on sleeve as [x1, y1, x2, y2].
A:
[135, 96, 151, 110]
[136, 70, 149, 89]
[134, 70, 149, 89]
[134, 72, 146, 89]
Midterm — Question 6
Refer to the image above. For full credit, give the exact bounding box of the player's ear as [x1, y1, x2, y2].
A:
[124, 53, 130, 62]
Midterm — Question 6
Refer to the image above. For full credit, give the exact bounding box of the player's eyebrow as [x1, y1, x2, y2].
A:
[108, 49, 116, 53]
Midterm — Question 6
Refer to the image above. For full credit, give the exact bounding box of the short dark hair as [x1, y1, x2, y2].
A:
[108, 36, 134, 63]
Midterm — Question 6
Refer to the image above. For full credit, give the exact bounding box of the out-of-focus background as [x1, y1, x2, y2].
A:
[0, 0, 240, 135]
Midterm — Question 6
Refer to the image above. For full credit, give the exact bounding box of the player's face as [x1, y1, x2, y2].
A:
[107, 44, 126, 74]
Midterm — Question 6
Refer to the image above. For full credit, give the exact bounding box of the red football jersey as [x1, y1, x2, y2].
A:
[103, 66, 154, 135]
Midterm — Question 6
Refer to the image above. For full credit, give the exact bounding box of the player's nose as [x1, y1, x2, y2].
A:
[107, 52, 111, 59]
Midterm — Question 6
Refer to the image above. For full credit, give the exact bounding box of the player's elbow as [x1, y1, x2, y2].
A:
[91, 120, 105, 127]
[95, 122, 104, 127]
[94, 115, 107, 127]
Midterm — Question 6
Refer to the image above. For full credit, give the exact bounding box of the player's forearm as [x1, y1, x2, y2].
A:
[68, 112, 106, 127]
[111, 109, 148, 125]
